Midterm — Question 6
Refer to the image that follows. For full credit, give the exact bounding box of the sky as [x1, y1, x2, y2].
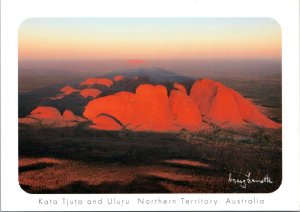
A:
[19, 18, 281, 61]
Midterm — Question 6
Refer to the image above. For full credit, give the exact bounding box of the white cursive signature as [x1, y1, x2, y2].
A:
[228, 172, 273, 188]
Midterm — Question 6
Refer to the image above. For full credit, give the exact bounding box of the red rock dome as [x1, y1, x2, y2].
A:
[30, 106, 63, 120]
[90, 116, 123, 131]
[60, 86, 79, 95]
[134, 84, 177, 131]
[169, 85, 202, 131]
[114, 75, 124, 82]
[80, 88, 102, 98]
[63, 109, 87, 122]
[84, 84, 182, 132]
[190, 79, 280, 128]
[19, 107, 86, 127]
[80, 78, 113, 87]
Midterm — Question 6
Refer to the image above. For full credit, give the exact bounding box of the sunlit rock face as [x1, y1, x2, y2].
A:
[19, 76, 281, 131]
[169, 84, 202, 131]
[19, 106, 86, 127]
[228, 88, 281, 128]
[134, 84, 177, 131]
[114, 75, 124, 82]
[190, 79, 280, 128]
[83, 91, 136, 130]
[60, 86, 79, 95]
[80, 78, 113, 87]
[90, 116, 124, 131]
[84, 79, 281, 131]
[84, 84, 191, 132]
[80, 88, 102, 99]
[30, 106, 62, 120]
[63, 110, 87, 122]
[49, 85, 79, 100]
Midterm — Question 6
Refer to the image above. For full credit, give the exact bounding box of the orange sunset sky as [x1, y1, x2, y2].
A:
[19, 18, 281, 61]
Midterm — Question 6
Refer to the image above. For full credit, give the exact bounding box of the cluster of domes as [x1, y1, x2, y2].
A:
[19, 76, 281, 131]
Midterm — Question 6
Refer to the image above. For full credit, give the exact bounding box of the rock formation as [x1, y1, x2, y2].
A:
[84, 84, 179, 131]
[19, 106, 86, 127]
[50, 86, 79, 100]
[190, 79, 280, 128]
[30, 106, 62, 120]
[20, 77, 281, 131]
[80, 78, 113, 87]
[169, 83, 202, 131]
[63, 109, 87, 122]
[114, 75, 124, 82]
[90, 115, 123, 131]
[80, 88, 102, 98]
[60, 86, 79, 95]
